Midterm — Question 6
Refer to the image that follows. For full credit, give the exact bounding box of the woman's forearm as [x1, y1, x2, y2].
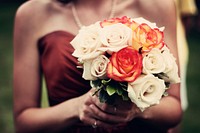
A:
[14, 97, 81, 133]
[139, 96, 182, 130]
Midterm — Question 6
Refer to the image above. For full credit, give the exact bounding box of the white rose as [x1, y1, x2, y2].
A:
[82, 55, 109, 80]
[70, 22, 103, 62]
[142, 46, 180, 84]
[127, 74, 166, 111]
[142, 48, 166, 74]
[82, 60, 94, 80]
[161, 46, 180, 83]
[98, 23, 132, 54]
[91, 55, 109, 79]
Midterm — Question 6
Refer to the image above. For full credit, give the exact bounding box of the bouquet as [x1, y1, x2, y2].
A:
[70, 16, 180, 111]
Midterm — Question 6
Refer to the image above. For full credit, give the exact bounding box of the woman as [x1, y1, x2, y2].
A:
[13, 0, 182, 133]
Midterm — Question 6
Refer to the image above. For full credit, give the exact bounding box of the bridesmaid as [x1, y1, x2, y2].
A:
[13, 0, 182, 133]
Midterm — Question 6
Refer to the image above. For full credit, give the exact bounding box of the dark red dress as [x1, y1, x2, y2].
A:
[38, 30, 167, 133]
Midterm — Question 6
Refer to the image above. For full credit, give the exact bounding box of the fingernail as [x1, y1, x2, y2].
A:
[90, 104, 94, 108]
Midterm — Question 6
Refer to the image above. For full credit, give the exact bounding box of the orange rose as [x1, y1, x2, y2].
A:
[131, 23, 164, 52]
[107, 46, 142, 82]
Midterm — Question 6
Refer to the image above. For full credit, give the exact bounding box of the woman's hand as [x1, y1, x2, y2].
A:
[77, 88, 141, 129]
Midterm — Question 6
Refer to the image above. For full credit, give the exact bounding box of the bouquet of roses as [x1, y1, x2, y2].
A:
[71, 16, 180, 111]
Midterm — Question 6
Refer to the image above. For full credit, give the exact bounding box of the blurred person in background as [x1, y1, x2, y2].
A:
[169, 0, 198, 133]
[176, 0, 197, 112]
[195, 0, 200, 32]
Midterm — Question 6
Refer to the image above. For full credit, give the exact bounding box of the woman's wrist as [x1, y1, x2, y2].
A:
[134, 96, 182, 130]
[62, 96, 82, 123]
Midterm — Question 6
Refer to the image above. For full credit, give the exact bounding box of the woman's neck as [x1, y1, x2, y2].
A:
[74, 0, 110, 6]
[71, 0, 117, 27]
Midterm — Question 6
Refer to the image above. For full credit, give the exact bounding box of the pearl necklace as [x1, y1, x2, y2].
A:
[71, 0, 117, 29]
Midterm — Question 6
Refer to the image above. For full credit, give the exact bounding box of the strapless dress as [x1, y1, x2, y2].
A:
[38, 30, 167, 133]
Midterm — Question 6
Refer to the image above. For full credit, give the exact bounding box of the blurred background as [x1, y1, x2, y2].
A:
[0, 0, 199, 132]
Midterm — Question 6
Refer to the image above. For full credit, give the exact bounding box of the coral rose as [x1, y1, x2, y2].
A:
[132, 23, 164, 52]
[107, 46, 142, 82]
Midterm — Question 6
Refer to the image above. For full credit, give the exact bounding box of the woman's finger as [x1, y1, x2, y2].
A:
[89, 104, 128, 124]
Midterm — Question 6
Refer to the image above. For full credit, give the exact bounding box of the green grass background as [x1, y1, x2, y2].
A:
[0, 2, 200, 133]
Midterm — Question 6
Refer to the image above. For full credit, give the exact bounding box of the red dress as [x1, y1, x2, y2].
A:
[38, 30, 167, 133]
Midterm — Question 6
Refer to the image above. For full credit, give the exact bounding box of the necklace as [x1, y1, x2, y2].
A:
[71, 0, 117, 29]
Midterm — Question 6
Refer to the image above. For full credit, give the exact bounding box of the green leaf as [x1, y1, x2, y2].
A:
[163, 91, 169, 97]
[119, 82, 128, 91]
[101, 79, 111, 85]
[90, 80, 104, 90]
[119, 82, 127, 88]
[99, 89, 109, 103]
[155, 73, 169, 79]
[106, 85, 116, 96]
[165, 82, 170, 88]
[121, 91, 129, 101]
[90, 80, 101, 87]
[116, 87, 123, 96]
[122, 95, 129, 101]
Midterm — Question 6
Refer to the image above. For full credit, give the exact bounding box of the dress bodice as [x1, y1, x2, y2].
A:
[38, 30, 167, 133]
[38, 31, 90, 106]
